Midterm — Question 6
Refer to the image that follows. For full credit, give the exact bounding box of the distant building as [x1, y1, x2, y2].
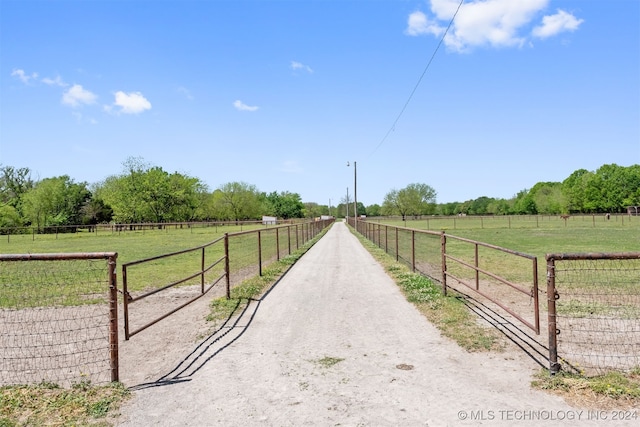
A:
[262, 216, 277, 225]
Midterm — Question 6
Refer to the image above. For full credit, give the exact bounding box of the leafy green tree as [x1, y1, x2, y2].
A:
[263, 191, 304, 219]
[467, 196, 493, 215]
[437, 202, 459, 216]
[383, 183, 437, 220]
[22, 176, 90, 231]
[382, 189, 404, 218]
[589, 164, 640, 213]
[95, 157, 208, 223]
[485, 198, 510, 215]
[0, 204, 22, 229]
[80, 198, 113, 224]
[0, 165, 34, 221]
[529, 182, 565, 214]
[562, 169, 592, 213]
[512, 189, 537, 214]
[215, 182, 262, 221]
[366, 204, 381, 217]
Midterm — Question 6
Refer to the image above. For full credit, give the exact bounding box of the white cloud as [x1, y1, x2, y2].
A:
[108, 91, 152, 114]
[42, 75, 68, 87]
[233, 100, 259, 112]
[62, 84, 97, 107]
[532, 9, 584, 39]
[11, 69, 38, 84]
[405, 11, 444, 37]
[291, 61, 313, 73]
[406, 0, 581, 52]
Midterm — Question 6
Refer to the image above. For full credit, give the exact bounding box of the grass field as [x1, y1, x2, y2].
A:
[0, 223, 268, 309]
[0, 223, 263, 263]
[376, 214, 639, 259]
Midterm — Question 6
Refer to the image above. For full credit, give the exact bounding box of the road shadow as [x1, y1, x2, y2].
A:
[451, 287, 551, 370]
[128, 274, 286, 391]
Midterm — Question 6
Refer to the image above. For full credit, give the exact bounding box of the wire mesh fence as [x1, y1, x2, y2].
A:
[547, 253, 640, 376]
[0, 253, 118, 387]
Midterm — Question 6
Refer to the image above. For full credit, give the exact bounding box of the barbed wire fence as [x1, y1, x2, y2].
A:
[547, 253, 640, 375]
[0, 253, 118, 387]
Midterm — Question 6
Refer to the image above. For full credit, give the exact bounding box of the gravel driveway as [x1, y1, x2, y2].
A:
[117, 222, 634, 426]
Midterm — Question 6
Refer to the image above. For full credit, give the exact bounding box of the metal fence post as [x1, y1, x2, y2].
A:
[547, 256, 560, 374]
[258, 230, 263, 276]
[224, 233, 230, 299]
[441, 231, 447, 296]
[201, 247, 205, 293]
[108, 254, 119, 382]
[411, 230, 416, 272]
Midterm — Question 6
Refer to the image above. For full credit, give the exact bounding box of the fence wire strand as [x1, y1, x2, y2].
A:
[554, 258, 640, 375]
[0, 258, 112, 387]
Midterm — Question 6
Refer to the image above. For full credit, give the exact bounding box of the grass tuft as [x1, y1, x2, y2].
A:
[314, 356, 345, 368]
[532, 369, 640, 408]
[0, 381, 130, 427]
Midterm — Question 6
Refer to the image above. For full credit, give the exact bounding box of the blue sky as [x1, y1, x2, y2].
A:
[1, 0, 638, 207]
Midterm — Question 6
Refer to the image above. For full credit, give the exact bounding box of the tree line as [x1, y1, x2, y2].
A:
[435, 164, 640, 217]
[1, 159, 638, 232]
[0, 157, 313, 232]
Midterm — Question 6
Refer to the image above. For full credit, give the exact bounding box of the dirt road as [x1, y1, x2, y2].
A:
[117, 222, 632, 426]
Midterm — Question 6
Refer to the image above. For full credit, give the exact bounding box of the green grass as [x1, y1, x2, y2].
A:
[381, 215, 640, 257]
[370, 215, 639, 289]
[0, 224, 289, 309]
[532, 368, 640, 408]
[0, 381, 130, 427]
[353, 230, 503, 352]
[0, 224, 261, 265]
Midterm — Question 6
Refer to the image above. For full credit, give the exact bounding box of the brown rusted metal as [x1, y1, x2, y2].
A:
[0, 252, 117, 261]
[258, 230, 263, 276]
[224, 233, 231, 299]
[122, 219, 334, 340]
[547, 257, 560, 374]
[445, 270, 539, 333]
[474, 243, 479, 291]
[546, 252, 640, 261]
[123, 264, 131, 340]
[411, 230, 416, 273]
[0, 252, 121, 382]
[444, 254, 532, 296]
[532, 257, 540, 335]
[395, 228, 399, 262]
[108, 255, 119, 382]
[441, 231, 447, 296]
[201, 247, 205, 294]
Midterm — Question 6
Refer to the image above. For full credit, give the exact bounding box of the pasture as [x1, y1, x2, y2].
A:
[0, 223, 266, 307]
[375, 214, 639, 259]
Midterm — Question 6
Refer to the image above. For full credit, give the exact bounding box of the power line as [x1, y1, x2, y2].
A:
[369, 0, 465, 157]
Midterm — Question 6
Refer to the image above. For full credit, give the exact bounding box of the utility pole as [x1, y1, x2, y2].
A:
[346, 187, 349, 221]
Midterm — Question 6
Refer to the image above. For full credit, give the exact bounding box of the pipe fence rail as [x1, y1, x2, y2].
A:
[354, 220, 540, 335]
[0, 218, 333, 386]
[121, 218, 333, 341]
[354, 220, 639, 375]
